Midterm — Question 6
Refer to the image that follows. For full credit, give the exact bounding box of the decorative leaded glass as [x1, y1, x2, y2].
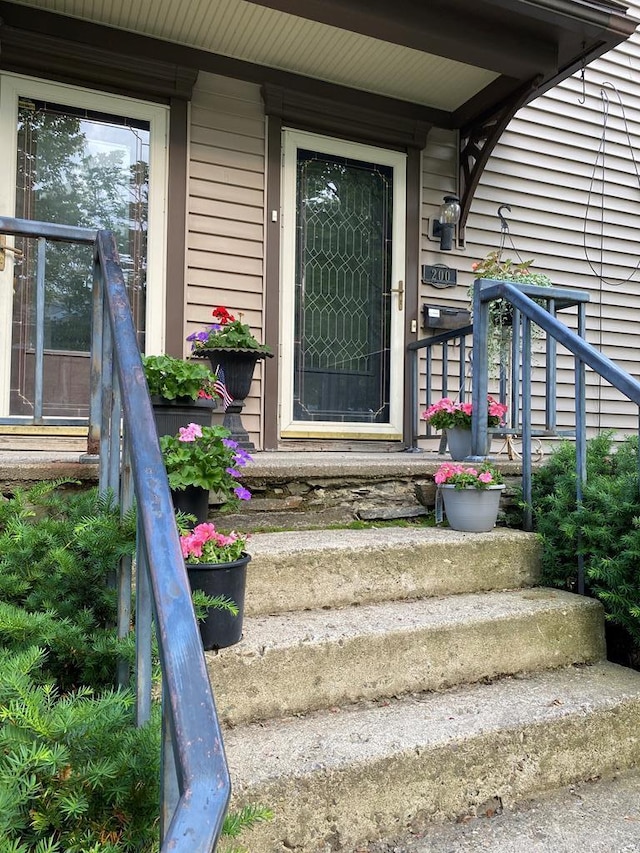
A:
[293, 149, 392, 423]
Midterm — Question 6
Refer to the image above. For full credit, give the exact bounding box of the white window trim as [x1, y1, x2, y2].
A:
[0, 72, 168, 415]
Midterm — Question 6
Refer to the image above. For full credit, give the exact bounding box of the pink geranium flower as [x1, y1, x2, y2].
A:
[422, 395, 507, 431]
[178, 422, 203, 442]
[434, 462, 503, 490]
[179, 522, 248, 564]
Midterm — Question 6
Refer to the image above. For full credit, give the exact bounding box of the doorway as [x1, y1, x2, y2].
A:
[280, 130, 406, 440]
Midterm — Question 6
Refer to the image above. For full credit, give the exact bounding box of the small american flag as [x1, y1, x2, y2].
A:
[214, 366, 233, 411]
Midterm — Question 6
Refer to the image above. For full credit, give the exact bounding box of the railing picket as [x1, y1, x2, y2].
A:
[546, 298, 557, 431]
[117, 439, 133, 690]
[471, 282, 490, 459]
[88, 255, 104, 456]
[135, 527, 153, 727]
[34, 237, 46, 423]
[521, 315, 533, 531]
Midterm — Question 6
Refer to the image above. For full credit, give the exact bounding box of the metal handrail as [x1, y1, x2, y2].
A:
[0, 217, 230, 851]
[471, 278, 640, 552]
[94, 230, 231, 850]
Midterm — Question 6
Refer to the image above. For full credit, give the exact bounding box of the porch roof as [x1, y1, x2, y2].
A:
[2, 0, 636, 127]
[2, 0, 636, 235]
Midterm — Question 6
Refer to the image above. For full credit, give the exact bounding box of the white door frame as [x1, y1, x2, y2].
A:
[0, 72, 169, 416]
[280, 128, 406, 440]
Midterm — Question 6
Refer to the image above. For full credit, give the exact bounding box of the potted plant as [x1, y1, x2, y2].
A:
[179, 521, 251, 649]
[159, 422, 252, 523]
[434, 462, 505, 532]
[469, 250, 553, 367]
[422, 395, 507, 460]
[142, 353, 219, 437]
[187, 305, 273, 449]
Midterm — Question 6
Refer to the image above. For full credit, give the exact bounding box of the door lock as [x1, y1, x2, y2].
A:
[390, 280, 404, 311]
[0, 235, 24, 272]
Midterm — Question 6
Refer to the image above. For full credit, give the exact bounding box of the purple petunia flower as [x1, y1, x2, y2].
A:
[234, 486, 252, 501]
[186, 330, 210, 343]
[222, 438, 239, 449]
[226, 467, 241, 478]
[233, 447, 253, 467]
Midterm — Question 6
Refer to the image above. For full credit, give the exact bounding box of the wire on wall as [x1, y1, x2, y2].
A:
[582, 80, 640, 429]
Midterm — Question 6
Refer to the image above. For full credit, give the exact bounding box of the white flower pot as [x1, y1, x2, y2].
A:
[440, 484, 505, 532]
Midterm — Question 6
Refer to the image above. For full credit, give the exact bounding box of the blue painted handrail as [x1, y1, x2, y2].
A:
[471, 278, 640, 556]
[0, 218, 230, 851]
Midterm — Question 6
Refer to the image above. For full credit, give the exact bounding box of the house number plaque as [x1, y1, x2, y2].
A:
[422, 264, 457, 288]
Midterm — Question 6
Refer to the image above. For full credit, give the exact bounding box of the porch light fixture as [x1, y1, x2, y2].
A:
[432, 194, 461, 252]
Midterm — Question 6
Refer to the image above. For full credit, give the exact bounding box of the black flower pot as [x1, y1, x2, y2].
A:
[186, 553, 250, 649]
[202, 349, 271, 450]
[151, 396, 216, 439]
[171, 485, 210, 524]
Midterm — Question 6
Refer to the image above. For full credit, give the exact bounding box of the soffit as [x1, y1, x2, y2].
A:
[2, 0, 636, 122]
[0, 0, 519, 111]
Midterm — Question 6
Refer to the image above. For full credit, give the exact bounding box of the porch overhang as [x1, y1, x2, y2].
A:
[0, 0, 636, 236]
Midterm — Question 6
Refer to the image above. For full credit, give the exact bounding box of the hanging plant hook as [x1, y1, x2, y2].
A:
[497, 204, 511, 233]
[578, 54, 586, 105]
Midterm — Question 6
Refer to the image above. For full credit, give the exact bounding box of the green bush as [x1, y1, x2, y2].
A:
[531, 432, 640, 652]
[0, 647, 161, 852]
[0, 482, 271, 851]
[0, 484, 136, 691]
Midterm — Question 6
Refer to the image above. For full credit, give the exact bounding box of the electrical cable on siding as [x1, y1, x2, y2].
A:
[580, 80, 640, 430]
[583, 82, 640, 288]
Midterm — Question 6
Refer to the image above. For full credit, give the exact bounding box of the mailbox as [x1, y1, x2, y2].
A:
[422, 304, 471, 330]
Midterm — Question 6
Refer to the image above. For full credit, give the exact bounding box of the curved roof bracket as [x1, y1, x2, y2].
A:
[457, 75, 543, 247]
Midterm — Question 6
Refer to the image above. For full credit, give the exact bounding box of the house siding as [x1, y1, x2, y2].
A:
[419, 2, 640, 443]
[187, 72, 266, 446]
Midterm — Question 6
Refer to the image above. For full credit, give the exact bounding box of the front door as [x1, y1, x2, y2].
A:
[0, 74, 168, 422]
[280, 130, 406, 440]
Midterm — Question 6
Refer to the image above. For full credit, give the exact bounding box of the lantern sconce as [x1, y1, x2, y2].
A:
[431, 194, 461, 252]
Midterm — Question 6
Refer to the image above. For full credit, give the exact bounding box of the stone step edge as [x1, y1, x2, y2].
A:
[244, 527, 541, 616]
[208, 588, 605, 725]
[223, 662, 640, 852]
[364, 770, 640, 852]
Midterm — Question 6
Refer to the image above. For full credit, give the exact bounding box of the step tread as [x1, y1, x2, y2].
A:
[209, 588, 604, 726]
[365, 771, 640, 852]
[247, 526, 536, 557]
[229, 588, 599, 646]
[244, 527, 541, 615]
[224, 662, 640, 787]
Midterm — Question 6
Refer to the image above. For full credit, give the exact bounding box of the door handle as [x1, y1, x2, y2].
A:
[390, 280, 404, 311]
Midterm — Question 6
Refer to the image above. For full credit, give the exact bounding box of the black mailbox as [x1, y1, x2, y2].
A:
[422, 304, 471, 330]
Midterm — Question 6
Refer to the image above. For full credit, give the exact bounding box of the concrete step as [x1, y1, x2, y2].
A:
[225, 662, 640, 852]
[208, 588, 605, 726]
[362, 770, 640, 852]
[244, 528, 541, 616]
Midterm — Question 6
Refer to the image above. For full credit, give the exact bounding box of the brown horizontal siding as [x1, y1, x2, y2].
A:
[188, 214, 263, 241]
[190, 160, 264, 189]
[190, 142, 264, 173]
[187, 71, 266, 448]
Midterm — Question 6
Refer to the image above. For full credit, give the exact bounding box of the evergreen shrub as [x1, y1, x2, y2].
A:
[0, 483, 271, 851]
[531, 432, 640, 655]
